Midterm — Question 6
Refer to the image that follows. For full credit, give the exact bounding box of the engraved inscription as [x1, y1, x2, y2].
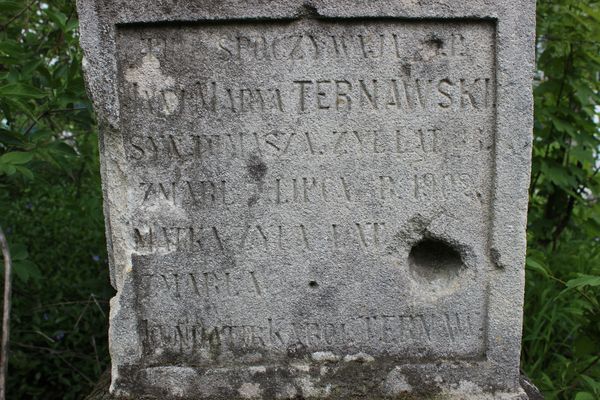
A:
[132, 220, 388, 255]
[117, 19, 496, 362]
[126, 126, 491, 162]
[213, 31, 470, 62]
[140, 312, 481, 358]
[125, 77, 492, 117]
[140, 270, 264, 300]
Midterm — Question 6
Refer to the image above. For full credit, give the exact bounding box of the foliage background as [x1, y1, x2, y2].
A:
[0, 0, 598, 399]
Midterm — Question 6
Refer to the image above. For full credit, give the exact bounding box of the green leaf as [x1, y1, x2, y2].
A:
[550, 116, 575, 135]
[8, 243, 27, 261]
[12, 260, 41, 283]
[49, 142, 77, 156]
[0, 1, 21, 13]
[574, 392, 595, 400]
[0, 151, 33, 165]
[1, 97, 39, 120]
[540, 161, 576, 189]
[65, 19, 79, 33]
[0, 40, 26, 58]
[0, 128, 24, 146]
[0, 163, 16, 175]
[570, 145, 595, 165]
[526, 257, 549, 278]
[0, 83, 45, 98]
[574, 336, 598, 358]
[566, 274, 600, 289]
[45, 9, 67, 29]
[14, 165, 33, 179]
[579, 4, 600, 23]
[580, 375, 600, 392]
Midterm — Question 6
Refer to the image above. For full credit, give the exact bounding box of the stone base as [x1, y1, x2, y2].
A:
[85, 368, 543, 400]
[520, 375, 544, 400]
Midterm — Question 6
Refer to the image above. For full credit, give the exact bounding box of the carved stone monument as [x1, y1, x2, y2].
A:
[78, 0, 535, 398]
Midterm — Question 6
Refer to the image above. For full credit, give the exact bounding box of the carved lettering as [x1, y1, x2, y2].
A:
[214, 31, 474, 62]
[140, 312, 480, 357]
[140, 269, 263, 300]
[133, 220, 388, 255]
[413, 172, 478, 201]
[120, 20, 495, 365]
[126, 126, 490, 163]
[138, 180, 230, 207]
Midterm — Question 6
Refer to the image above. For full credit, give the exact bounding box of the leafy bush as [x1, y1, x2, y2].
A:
[0, 179, 112, 399]
[523, 1, 600, 399]
[0, 0, 598, 399]
[0, 0, 112, 398]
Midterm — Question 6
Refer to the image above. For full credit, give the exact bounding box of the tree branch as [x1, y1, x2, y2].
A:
[0, 0, 39, 32]
[0, 226, 12, 400]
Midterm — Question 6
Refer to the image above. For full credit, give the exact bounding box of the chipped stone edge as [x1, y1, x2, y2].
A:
[77, 0, 142, 392]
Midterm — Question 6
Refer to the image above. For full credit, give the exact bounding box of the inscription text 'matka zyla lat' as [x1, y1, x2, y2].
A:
[78, 1, 535, 398]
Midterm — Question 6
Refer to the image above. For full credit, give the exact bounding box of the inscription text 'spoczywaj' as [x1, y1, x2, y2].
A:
[117, 19, 496, 365]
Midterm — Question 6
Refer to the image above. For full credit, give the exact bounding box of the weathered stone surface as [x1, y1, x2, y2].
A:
[77, 1, 535, 398]
[85, 369, 544, 400]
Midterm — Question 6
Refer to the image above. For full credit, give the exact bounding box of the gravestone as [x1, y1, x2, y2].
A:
[77, 0, 535, 398]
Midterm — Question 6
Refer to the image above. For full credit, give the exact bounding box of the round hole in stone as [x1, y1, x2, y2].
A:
[408, 239, 463, 284]
[308, 280, 319, 289]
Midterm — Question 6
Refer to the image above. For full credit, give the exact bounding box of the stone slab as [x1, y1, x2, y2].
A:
[85, 369, 544, 400]
[77, 1, 535, 398]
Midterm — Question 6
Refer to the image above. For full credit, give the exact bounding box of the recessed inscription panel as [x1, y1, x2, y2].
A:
[117, 19, 495, 366]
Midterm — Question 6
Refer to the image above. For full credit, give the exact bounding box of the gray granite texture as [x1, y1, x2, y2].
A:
[76, 1, 536, 398]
